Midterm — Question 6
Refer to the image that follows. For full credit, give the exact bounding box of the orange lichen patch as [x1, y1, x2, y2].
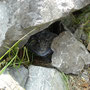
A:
[80, 82, 90, 90]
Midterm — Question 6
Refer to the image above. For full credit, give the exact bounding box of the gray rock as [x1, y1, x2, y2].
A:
[81, 70, 89, 82]
[74, 28, 87, 42]
[0, 66, 28, 89]
[25, 65, 68, 90]
[0, 0, 90, 57]
[51, 31, 90, 74]
[61, 14, 78, 33]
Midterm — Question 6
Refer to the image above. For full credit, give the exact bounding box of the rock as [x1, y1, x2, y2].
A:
[0, 0, 90, 57]
[74, 28, 87, 42]
[26, 30, 57, 62]
[73, 6, 90, 47]
[25, 65, 68, 90]
[81, 70, 89, 82]
[61, 14, 78, 33]
[51, 31, 90, 74]
[0, 66, 28, 89]
[61, 5, 90, 34]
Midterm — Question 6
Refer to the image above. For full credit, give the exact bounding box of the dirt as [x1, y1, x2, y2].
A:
[69, 67, 90, 90]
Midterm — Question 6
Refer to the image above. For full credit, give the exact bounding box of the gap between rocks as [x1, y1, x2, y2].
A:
[25, 21, 66, 68]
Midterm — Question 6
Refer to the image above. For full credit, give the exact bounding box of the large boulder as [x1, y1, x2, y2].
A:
[51, 31, 90, 74]
[0, 0, 90, 57]
[25, 65, 68, 90]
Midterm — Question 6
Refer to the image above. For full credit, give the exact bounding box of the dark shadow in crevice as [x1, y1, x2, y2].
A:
[73, 4, 90, 17]
[25, 20, 66, 66]
[47, 21, 65, 35]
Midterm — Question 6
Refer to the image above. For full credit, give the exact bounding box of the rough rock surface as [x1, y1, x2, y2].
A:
[51, 31, 90, 74]
[0, 66, 28, 89]
[0, 0, 90, 57]
[25, 65, 67, 90]
[74, 28, 87, 42]
[61, 14, 78, 33]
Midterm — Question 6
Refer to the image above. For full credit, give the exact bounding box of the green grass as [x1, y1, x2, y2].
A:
[0, 28, 37, 74]
[0, 47, 19, 74]
[0, 6, 89, 90]
[71, 5, 90, 45]
[60, 72, 70, 90]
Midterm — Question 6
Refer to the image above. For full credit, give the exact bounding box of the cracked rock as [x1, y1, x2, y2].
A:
[51, 31, 90, 74]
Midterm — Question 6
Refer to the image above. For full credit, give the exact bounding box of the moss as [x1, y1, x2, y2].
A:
[73, 5, 90, 45]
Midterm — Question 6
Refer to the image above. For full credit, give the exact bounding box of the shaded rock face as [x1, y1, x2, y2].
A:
[0, 0, 90, 57]
[61, 5, 90, 47]
[51, 31, 90, 74]
[25, 65, 67, 90]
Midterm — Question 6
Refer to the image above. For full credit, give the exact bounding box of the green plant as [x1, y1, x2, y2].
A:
[0, 47, 19, 74]
[72, 5, 90, 45]
[0, 28, 37, 74]
[60, 72, 70, 90]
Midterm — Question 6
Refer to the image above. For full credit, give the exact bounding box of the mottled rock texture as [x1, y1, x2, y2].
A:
[0, 66, 28, 89]
[0, 0, 90, 57]
[25, 65, 67, 90]
[51, 31, 90, 74]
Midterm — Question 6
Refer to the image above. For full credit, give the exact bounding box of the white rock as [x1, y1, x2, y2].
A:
[0, 0, 90, 57]
[25, 65, 68, 90]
